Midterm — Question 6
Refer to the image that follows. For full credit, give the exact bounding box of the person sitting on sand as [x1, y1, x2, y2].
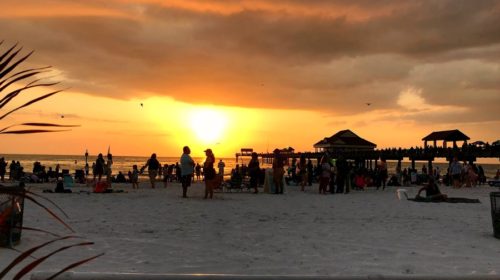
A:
[416, 178, 447, 202]
[54, 177, 72, 193]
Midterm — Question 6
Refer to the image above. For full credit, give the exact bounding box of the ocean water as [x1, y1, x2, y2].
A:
[1, 154, 499, 179]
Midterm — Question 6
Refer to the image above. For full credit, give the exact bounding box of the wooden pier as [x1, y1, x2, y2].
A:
[236, 145, 500, 170]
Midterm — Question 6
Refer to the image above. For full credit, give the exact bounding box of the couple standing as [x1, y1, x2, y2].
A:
[180, 146, 217, 199]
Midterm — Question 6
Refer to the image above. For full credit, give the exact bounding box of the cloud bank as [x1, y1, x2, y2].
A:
[1, 0, 499, 125]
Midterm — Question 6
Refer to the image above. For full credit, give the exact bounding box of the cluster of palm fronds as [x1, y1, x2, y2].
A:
[1, 186, 103, 279]
[0, 41, 101, 279]
[0, 40, 78, 134]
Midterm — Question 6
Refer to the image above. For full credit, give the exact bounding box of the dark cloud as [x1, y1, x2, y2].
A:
[1, 0, 499, 126]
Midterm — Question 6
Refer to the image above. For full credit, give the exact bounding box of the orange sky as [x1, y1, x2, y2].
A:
[0, 0, 499, 157]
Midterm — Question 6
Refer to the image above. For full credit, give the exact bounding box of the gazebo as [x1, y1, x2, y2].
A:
[422, 129, 470, 148]
[313, 130, 376, 152]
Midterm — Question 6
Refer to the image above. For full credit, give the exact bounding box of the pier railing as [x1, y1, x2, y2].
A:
[236, 145, 500, 163]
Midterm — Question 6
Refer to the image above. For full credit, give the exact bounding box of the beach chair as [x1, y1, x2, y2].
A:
[74, 170, 85, 184]
[63, 174, 74, 188]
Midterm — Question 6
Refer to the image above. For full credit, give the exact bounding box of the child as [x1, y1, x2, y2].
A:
[131, 165, 139, 189]
[162, 164, 169, 188]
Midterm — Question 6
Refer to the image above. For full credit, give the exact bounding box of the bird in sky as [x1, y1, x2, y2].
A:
[61, 114, 65, 118]
[140, 103, 143, 107]
[366, 103, 372, 106]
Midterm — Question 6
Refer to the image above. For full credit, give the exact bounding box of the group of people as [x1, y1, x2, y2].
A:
[0, 158, 24, 182]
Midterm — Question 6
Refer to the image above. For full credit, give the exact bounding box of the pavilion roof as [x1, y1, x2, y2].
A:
[314, 129, 376, 149]
[422, 129, 470, 142]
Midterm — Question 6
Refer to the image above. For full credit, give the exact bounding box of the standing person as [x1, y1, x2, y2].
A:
[449, 156, 463, 188]
[298, 155, 307, 191]
[248, 152, 260, 194]
[195, 163, 202, 182]
[94, 153, 105, 182]
[272, 149, 285, 194]
[84, 163, 90, 177]
[106, 153, 113, 184]
[379, 159, 388, 190]
[180, 146, 195, 198]
[9, 160, 16, 181]
[307, 159, 314, 186]
[203, 149, 216, 199]
[218, 159, 226, 178]
[0, 157, 7, 182]
[55, 164, 60, 178]
[91, 162, 96, 181]
[319, 155, 331, 194]
[131, 165, 139, 189]
[143, 153, 160, 188]
[336, 155, 349, 193]
[162, 163, 169, 188]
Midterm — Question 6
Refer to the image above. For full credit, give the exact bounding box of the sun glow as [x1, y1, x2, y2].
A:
[189, 108, 228, 144]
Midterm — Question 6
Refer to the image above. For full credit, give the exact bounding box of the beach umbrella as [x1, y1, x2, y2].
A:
[493, 140, 500, 146]
[472, 141, 486, 146]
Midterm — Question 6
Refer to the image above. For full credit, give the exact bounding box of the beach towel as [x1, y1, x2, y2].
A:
[408, 197, 480, 203]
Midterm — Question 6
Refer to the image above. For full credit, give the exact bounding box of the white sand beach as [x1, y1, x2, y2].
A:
[3, 180, 500, 278]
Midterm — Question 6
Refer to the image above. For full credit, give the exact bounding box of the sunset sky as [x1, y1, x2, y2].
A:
[1, 0, 499, 158]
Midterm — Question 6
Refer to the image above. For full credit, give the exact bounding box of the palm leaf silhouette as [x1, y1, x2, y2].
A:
[0, 41, 77, 133]
[0, 41, 100, 279]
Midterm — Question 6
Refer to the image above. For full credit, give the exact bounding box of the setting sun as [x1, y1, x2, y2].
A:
[189, 108, 228, 145]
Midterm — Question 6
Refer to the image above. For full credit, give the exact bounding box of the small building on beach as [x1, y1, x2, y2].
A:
[313, 130, 376, 152]
[422, 129, 470, 148]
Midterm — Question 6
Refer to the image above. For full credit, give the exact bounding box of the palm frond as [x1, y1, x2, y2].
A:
[0, 66, 51, 88]
[0, 49, 33, 80]
[45, 253, 105, 280]
[24, 190, 70, 219]
[0, 129, 71, 134]
[0, 89, 62, 120]
[0, 235, 79, 278]
[0, 43, 18, 66]
[18, 192, 74, 232]
[13, 242, 95, 280]
[0, 123, 79, 133]
[0, 69, 48, 92]
[0, 42, 78, 134]
[0, 82, 60, 110]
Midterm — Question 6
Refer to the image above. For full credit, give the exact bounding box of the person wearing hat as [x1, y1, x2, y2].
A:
[203, 148, 216, 199]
